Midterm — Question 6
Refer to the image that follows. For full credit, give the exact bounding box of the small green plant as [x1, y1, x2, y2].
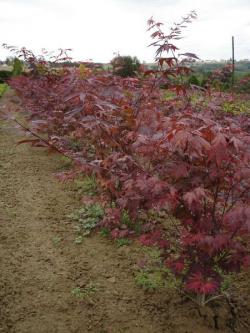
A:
[138, 242, 163, 259]
[71, 287, 82, 297]
[121, 209, 131, 226]
[220, 274, 235, 292]
[222, 100, 250, 115]
[75, 175, 98, 196]
[99, 228, 110, 238]
[59, 156, 72, 170]
[116, 238, 131, 247]
[214, 267, 235, 292]
[69, 203, 104, 236]
[135, 246, 182, 292]
[165, 90, 176, 100]
[135, 270, 166, 291]
[74, 235, 84, 244]
[68, 138, 83, 152]
[52, 236, 62, 247]
[71, 283, 97, 298]
[162, 267, 182, 290]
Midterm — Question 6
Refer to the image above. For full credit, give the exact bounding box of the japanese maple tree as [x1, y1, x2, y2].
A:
[4, 11, 250, 306]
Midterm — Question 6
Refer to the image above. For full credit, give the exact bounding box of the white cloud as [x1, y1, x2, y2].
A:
[0, 0, 249, 62]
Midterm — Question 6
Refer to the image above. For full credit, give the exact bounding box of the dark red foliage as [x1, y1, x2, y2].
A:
[5, 13, 250, 299]
[139, 230, 170, 249]
[185, 271, 221, 295]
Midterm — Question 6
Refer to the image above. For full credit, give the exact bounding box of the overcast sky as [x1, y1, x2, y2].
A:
[0, 0, 250, 62]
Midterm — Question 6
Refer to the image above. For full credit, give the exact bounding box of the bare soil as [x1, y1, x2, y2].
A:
[0, 91, 249, 333]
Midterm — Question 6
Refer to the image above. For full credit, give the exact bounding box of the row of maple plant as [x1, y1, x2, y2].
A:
[5, 12, 250, 306]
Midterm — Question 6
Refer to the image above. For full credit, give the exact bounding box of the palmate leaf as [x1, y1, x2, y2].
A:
[185, 271, 220, 295]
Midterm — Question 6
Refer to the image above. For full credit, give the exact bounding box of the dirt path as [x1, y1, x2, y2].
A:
[0, 92, 249, 333]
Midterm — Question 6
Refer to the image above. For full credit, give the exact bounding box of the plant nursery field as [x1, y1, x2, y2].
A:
[0, 12, 250, 333]
[0, 88, 250, 333]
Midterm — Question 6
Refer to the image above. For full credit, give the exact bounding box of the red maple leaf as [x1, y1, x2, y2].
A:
[185, 272, 220, 295]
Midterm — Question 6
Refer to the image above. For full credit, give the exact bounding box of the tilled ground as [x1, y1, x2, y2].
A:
[0, 91, 249, 333]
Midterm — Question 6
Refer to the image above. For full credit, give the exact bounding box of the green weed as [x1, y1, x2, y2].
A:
[116, 238, 131, 247]
[59, 156, 72, 170]
[135, 270, 166, 291]
[74, 235, 84, 244]
[165, 90, 176, 100]
[75, 175, 98, 196]
[71, 283, 97, 298]
[68, 139, 83, 152]
[52, 236, 62, 247]
[121, 209, 131, 226]
[69, 203, 104, 236]
[222, 100, 250, 115]
[99, 228, 110, 238]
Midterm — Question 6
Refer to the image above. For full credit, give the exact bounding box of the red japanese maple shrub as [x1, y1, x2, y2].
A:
[4, 13, 250, 306]
[158, 112, 250, 305]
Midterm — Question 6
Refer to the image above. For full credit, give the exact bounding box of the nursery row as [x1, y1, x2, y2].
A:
[6, 12, 250, 306]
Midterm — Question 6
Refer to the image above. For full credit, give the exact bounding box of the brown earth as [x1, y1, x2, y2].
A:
[0, 91, 249, 333]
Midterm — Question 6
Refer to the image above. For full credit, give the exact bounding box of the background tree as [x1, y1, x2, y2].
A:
[111, 55, 141, 77]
